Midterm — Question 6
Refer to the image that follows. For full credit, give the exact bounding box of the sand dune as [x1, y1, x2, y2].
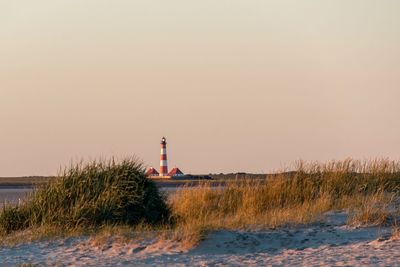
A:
[1, 212, 400, 266]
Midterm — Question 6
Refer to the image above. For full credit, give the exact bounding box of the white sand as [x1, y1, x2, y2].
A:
[1, 212, 400, 266]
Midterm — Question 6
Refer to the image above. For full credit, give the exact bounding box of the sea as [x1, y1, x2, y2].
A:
[0, 187, 33, 205]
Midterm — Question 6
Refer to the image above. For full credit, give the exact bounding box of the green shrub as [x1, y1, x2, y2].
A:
[0, 158, 170, 234]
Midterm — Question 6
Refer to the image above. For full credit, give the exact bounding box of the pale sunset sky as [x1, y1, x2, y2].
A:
[1, 1, 399, 176]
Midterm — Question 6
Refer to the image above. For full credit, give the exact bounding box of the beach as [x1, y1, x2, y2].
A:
[1, 211, 399, 266]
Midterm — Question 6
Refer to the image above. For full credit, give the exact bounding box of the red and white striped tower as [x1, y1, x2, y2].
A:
[160, 137, 168, 176]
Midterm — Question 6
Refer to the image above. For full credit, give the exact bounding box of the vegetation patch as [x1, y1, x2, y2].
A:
[0, 158, 170, 235]
[170, 159, 400, 237]
[1, 158, 400, 246]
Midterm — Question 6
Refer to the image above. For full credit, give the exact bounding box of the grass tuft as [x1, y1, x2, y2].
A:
[0, 158, 170, 235]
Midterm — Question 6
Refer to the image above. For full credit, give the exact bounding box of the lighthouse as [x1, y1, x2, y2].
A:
[145, 137, 188, 179]
[160, 137, 168, 177]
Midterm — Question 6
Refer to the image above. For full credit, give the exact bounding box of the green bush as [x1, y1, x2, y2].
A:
[0, 158, 170, 234]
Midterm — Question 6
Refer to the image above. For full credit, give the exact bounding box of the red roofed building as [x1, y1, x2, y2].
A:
[146, 167, 159, 177]
[168, 167, 184, 177]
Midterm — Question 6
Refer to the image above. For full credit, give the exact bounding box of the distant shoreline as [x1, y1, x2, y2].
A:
[0, 178, 224, 189]
[0, 181, 225, 189]
[0, 173, 267, 189]
[0, 177, 51, 189]
[0, 184, 35, 189]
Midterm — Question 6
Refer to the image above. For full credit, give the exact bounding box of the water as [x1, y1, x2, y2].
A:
[0, 187, 183, 205]
[0, 188, 33, 205]
[0, 185, 218, 206]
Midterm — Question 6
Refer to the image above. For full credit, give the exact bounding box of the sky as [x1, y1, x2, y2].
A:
[1, 0, 400, 176]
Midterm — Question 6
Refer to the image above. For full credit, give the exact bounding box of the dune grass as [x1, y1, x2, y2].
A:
[170, 159, 400, 242]
[1, 158, 399, 246]
[0, 158, 170, 236]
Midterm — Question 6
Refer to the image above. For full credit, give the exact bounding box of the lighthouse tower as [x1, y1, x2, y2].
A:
[160, 137, 168, 177]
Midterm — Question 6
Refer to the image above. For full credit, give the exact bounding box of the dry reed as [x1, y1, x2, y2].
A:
[170, 159, 400, 240]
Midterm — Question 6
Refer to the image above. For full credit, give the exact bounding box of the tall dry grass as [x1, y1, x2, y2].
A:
[170, 159, 400, 241]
